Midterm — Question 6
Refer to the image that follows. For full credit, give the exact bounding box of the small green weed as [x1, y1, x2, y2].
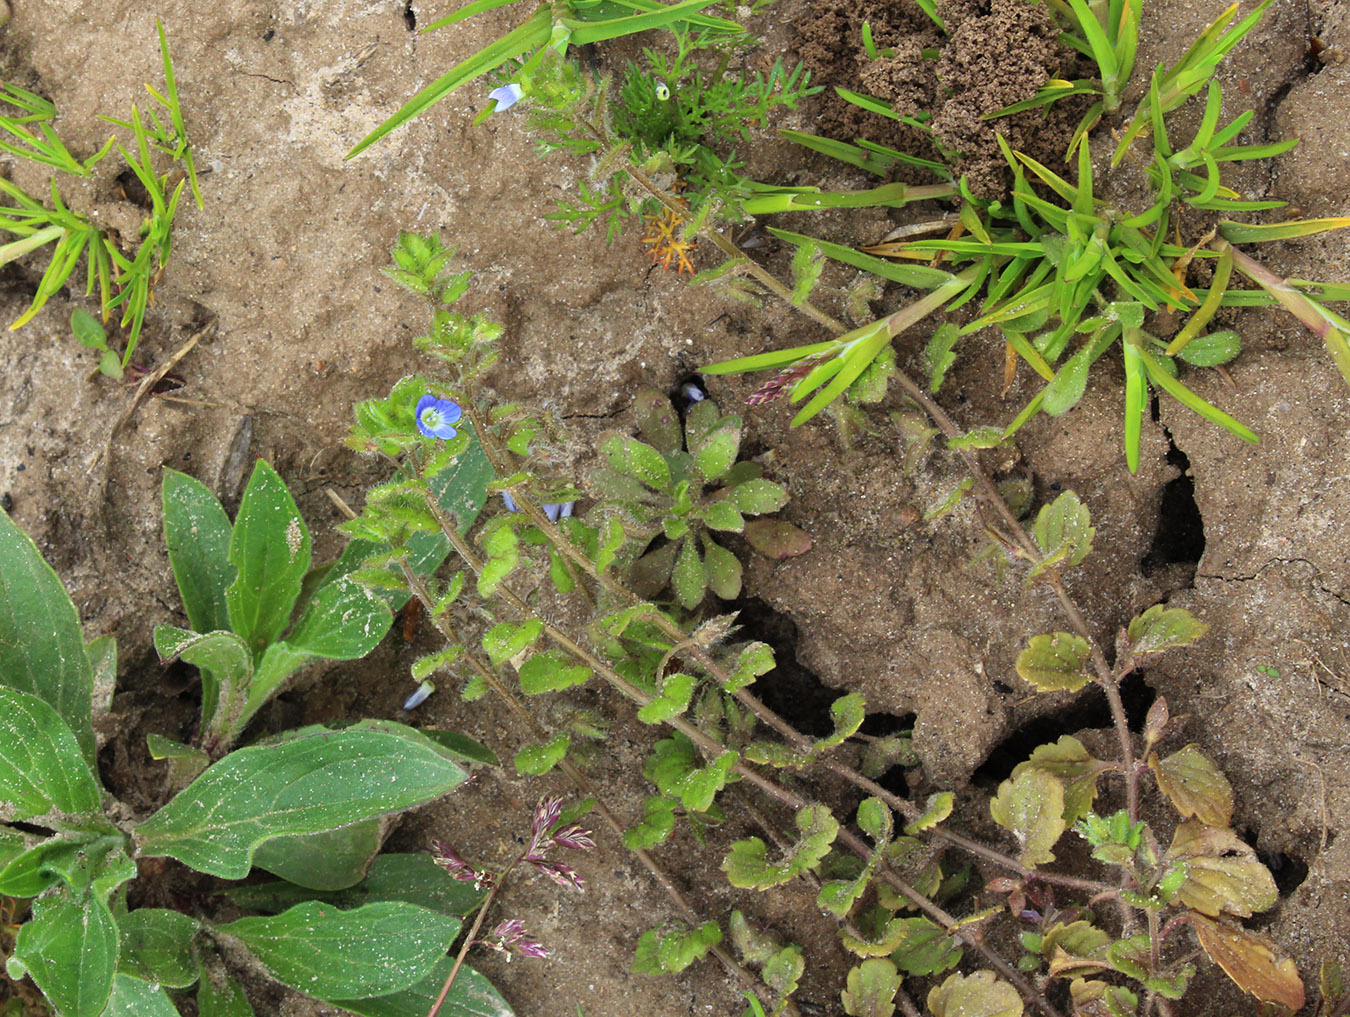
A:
[0, 19, 200, 366]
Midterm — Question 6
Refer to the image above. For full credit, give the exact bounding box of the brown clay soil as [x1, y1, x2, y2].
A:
[2, 0, 1349, 1014]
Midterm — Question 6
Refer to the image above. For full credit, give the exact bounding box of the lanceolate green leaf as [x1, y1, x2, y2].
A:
[218, 901, 460, 999]
[0, 507, 96, 764]
[0, 687, 103, 823]
[162, 468, 235, 635]
[134, 722, 469, 878]
[226, 460, 311, 656]
[284, 576, 392, 658]
[8, 885, 117, 1017]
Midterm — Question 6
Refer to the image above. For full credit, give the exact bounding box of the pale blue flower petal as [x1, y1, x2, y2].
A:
[488, 83, 523, 111]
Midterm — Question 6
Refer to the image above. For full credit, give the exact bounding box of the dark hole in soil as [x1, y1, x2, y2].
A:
[402, 2, 417, 30]
[1237, 828, 1311, 897]
[972, 671, 1153, 785]
[1141, 442, 1204, 578]
[115, 169, 153, 211]
[728, 597, 836, 738]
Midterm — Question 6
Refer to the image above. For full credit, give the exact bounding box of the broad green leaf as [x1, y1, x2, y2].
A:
[1012, 737, 1108, 823]
[1149, 744, 1233, 826]
[218, 901, 459, 999]
[693, 426, 741, 482]
[232, 640, 313, 737]
[722, 803, 839, 889]
[633, 389, 682, 454]
[225, 852, 482, 917]
[135, 721, 469, 878]
[0, 826, 25, 869]
[1030, 491, 1094, 578]
[285, 576, 392, 659]
[225, 460, 311, 655]
[104, 973, 180, 1017]
[162, 468, 234, 634]
[153, 626, 252, 733]
[118, 909, 200, 989]
[1165, 820, 1278, 918]
[927, 970, 1023, 1017]
[601, 434, 671, 491]
[1191, 913, 1306, 1010]
[729, 479, 789, 515]
[0, 836, 95, 898]
[632, 921, 723, 975]
[330, 956, 513, 1017]
[702, 500, 745, 532]
[252, 819, 384, 891]
[0, 686, 103, 822]
[0, 506, 96, 763]
[1016, 633, 1092, 692]
[517, 649, 592, 694]
[1127, 604, 1209, 656]
[990, 768, 1066, 866]
[841, 958, 900, 1017]
[637, 672, 698, 724]
[743, 519, 813, 558]
[702, 539, 742, 600]
[8, 885, 117, 1017]
[814, 692, 866, 750]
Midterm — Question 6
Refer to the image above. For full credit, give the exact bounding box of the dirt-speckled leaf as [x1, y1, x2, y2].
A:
[331, 957, 514, 1017]
[1029, 491, 1095, 579]
[135, 721, 468, 878]
[904, 792, 954, 835]
[162, 468, 235, 635]
[7, 886, 116, 1017]
[225, 853, 483, 918]
[672, 536, 706, 608]
[1012, 736, 1109, 823]
[1166, 821, 1278, 918]
[225, 460, 311, 655]
[1069, 979, 1137, 1016]
[729, 478, 788, 515]
[0, 686, 103, 822]
[743, 518, 813, 558]
[198, 967, 254, 1017]
[0, 507, 96, 764]
[1191, 914, 1305, 1010]
[517, 650, 591, 694]
[285, 576, 391, 659]
[154, 626, 252, 732]
[252, 818, 384, 891]
[841, 958, 900, 1017]
[601, 434, 671, 491]
[633, 389, 683, 455]
[1127, 604, 1209, 656]
[722, 804, 838, 889]
[928, 970, 1023, 1017]
[218, 901, 459, 999]
[1149, 744, 1234, 827]
[118, 909, 200, 989]
[814, 692, 866, 750]
[990, 768, 1066, 866]
[104, 974, 180, 1017]
[890, 917, 963, 976]
[702, 539, 743, 599]
[693, 426, 741, 482]
[702, 500, 745, 532]
[1016, 633, 1092, 692]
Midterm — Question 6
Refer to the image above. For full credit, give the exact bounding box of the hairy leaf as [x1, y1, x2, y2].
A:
[1149, 744, 1234, 826]
[1127, 604, 1209, 656]
[991, 768, 1067, 866]
[0, 686, 103, 822]
[8, 885, 116, 1017]
[1016, 633, 1092, 692]
[162, 468, 235, 635]
[927, 970, 1023, 1017]
[1029, 491, 1095, 578]
[517, 649, 592, 695]
[723, 804, 838, 889]
[743, 519, 813, 558]
[814, 692, 866, 750]
[623, 796, 678, 849]
[632, 921, 723, 975]
[601, 434, 671, 491]
[1012, 736, 1109, 823]
[905, 792, 954, 835]
[226, 460, 310, 655]
[644, 734, 737, 813]
[841, 958, 900, 1017]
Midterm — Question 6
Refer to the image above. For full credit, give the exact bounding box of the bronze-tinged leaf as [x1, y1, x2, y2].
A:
[1042, 920, 1113, 981]
[1016, 633, 1092, 692]
[1126, 604, 1209, 656]
[927, 969, 1023, 1017]
[1191, 913, 1305, 1010]
[1011, 736, 1110, 823]
[743, 519, 813, 558]
[841, 958, 900, 1017]
[1143, 696, 1169, 751]
[990, 768, 1066, 867]
[1068, 977, 1138, 1017]
[1148, 744, 1234, 827]
[1165, 821, 1278, 919]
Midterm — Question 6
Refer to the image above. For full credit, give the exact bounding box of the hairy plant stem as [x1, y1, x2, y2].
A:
[395, 558, 786, 1014]
[414, 463, 1065, 1017]
[426, 852, 518, 1017]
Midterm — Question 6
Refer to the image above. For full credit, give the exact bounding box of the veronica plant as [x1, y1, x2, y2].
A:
[339, 230, 1307, 1017]
[703, 0, 1350, 472]
[0, 505, 513, 1017]
[0, 19, 197, 364]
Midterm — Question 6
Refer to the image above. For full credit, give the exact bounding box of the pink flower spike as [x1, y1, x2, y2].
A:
[531, 796, 564, 842]
[529, 856, 585, 891]
[551, 823, 596, 852]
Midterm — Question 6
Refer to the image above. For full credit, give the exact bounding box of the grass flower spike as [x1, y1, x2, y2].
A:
[416, 394, 463, 439]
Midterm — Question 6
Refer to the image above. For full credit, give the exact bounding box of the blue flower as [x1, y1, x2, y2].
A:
[501, 492, 574, 521]
[488, 83, 523, 112]
[416, 394, 462, 439]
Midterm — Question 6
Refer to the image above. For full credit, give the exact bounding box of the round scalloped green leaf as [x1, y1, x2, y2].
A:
[841, 958, 901, 1017]
[990, 767, 1066, 867]
[1016, 632, 1092, 692]
[927, 970, 1023, 1017]
[1127, 604, 1209, 656]
[728, 478, 788, 515]
[1149, 744, 1233, 827]
[905, 792, 955, 835]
